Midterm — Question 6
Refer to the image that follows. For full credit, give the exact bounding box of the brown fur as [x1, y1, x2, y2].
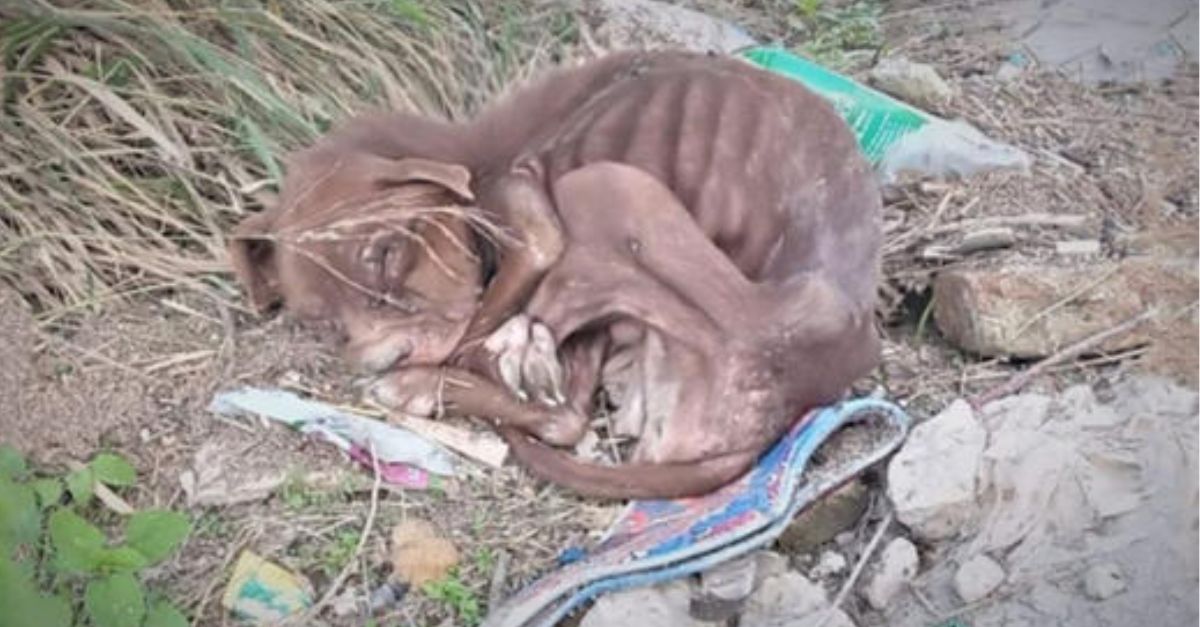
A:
[228, 51, 882, 499]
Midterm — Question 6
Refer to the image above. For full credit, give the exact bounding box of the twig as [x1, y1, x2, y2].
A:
[40, 332, 156, 383]
[908, 582, 942, 617]
[969, 308, 1160, 408]
[487, 550, 511, 610]
[1010, 265, 1120, 341]
[817, 510, 894, 627]
[953, 346, 1148, 386]
[290, 441, 383, 624]
[927, 213, 1090, 236]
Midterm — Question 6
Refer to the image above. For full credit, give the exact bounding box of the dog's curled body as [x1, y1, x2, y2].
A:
[230, 51, 882, 499]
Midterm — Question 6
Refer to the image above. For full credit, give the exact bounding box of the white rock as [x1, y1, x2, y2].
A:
[863, 538, 919, 610]
[887, 399, 986, 540]
[699, 555, 757, 602]
[869, 57, 955, 108]
[754, 550, 790, 585]
[742, 572, 855, 627]
[811, 551, 848, 578]
[588, 0, 756, 54]
[1083, 562, 1127, 600]
[581, 580, 708, 627]
[953, 555, 1005, 603]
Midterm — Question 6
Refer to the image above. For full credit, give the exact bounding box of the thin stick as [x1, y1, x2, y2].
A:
[1010, 265, 1120, 341]
[970, 308, 1160, 408]
[291, 441, 384, 624]
[908, 582, 942, 617]
[927, 213, 1090, 236]
[487, 550, 511, 610]
[817, 511, 895, 627]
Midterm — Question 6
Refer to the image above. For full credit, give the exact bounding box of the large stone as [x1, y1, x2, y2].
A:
[862, 538, 919, 610]
[585, 0, 756, 54]
[742, 571, 855, 627]
[887, 400, 986, 540]
[932, 260, 1196, 359]
[869, 57, 955, 109]
[875, 377, 1199, 627]
[777, 480, 869, 554]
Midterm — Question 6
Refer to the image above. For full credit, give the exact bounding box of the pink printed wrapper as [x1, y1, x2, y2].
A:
[348, 444, 432, 490]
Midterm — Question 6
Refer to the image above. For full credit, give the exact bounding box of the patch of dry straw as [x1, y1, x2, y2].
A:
[0, 0, 580, 321]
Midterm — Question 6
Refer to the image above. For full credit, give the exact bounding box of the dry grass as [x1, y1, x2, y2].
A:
[0, 8, 585, 621]
[0, 0, 579, 321]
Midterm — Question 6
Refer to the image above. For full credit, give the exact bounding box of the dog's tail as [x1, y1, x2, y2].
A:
[497, 426, 758, 500]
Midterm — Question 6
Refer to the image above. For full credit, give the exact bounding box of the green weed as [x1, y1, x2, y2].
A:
[0, 444, 192, 627]
[424, 569, 482, 626]
[794, 0, 884, 69]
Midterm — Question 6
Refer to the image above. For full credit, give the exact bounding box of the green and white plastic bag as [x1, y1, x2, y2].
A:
[740, 47, 1030, 182]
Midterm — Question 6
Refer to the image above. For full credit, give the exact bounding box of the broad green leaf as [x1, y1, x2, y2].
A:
[0, 446, 25, 479]
[65, 467, 94, 506]
[95, 547, 148, 573]
[85, 572, 145, 627]
[0, 477, 39, 552]
[32, 478, 63, 509]
[144, 600, 188, 627]
[90, 453, 136, 487]
[125, 511, 190, 565]
[48, 509, 104, 574]
[0, 552, 72, 627]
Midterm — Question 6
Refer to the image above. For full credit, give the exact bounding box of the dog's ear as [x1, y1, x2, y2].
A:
[374, 157, 475, 202]
[227, 211, 282, 314]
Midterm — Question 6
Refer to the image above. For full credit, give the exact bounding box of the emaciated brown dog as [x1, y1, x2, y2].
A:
[228, 51, 882, 499]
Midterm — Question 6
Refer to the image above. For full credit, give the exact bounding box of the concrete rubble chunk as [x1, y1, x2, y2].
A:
[585, 0, 756, 54]
[887, 400, 986, 540]
[869, 57, 955, 109]
[953, 554, 1006, 603]
[811, 550, 848, 578]
[932, 260, 1197, 358]
[691, 555, 757, 621]
[875, 377, 1197, 626]
[754, 550, 790, 586]
[1083, 562, 1127, 600]
[743, 571, 855, 627]
[863, 538, 919, 610]
[581, 580, 711, 627]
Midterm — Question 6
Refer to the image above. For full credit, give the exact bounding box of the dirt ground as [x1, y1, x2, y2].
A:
[2, 1, 1196, 626]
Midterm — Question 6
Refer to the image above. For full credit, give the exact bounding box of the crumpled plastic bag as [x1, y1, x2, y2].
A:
[209, 387, 456, 486]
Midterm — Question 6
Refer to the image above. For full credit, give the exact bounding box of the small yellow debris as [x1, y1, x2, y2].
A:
[390, 518, 459, 586]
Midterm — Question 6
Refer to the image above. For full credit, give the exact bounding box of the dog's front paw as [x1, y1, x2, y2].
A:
[366, 368, 443, 417]
[479, 314, 533, 401]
